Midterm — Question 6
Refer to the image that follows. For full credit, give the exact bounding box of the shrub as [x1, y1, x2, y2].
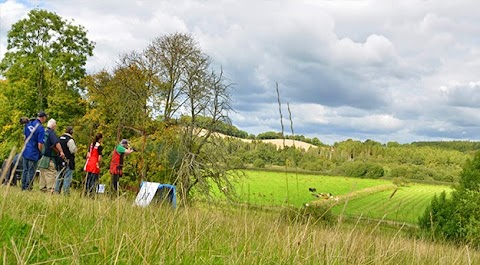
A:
[253, 158, 266, 168]
[228, 156, 245, 169]
[334, 161, 384, 179]
[389, 165, 447, 182]
[279, 204, 335, 225]
[298, 159, 334, 172]
[419, 151, 480, 247]
[334, 161, 366, 178]
[389, 165, 411, 179]
[364, 163, 384, 179]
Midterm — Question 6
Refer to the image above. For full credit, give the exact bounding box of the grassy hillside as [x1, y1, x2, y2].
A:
[1, 187, 478, 264]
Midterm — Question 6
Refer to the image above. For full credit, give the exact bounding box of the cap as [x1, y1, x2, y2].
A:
[121, 139, 129, 145]
[37, 111, 47, 118]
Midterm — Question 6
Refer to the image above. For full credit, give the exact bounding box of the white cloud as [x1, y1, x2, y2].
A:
[0, 0, 29, 61]
[1, 0, 480, 144]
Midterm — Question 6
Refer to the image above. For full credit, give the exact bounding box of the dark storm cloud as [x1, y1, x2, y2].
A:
[280, 66, 389, 109]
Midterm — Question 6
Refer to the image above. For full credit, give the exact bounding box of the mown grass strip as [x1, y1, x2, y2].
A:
[330, 184, 451, 224]
[233, 170, 391, 207]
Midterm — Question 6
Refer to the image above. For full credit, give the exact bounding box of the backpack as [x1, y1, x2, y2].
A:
[42, 129, 56, 157]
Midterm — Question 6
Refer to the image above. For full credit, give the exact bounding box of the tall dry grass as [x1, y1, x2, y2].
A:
[0, 187, 478, 264]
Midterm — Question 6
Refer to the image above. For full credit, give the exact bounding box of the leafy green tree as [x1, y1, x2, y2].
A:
[257, 131, 282, 139]
[459, 152, 480, 191]
[142, 33, 202, 122]
[81, 33, 237, 202]
[311, 137, 324, 146]
[419, 151, 480, 246]
[253, 158, 266, 168]
[0, 80, 25, 157]
[364, 163, 384, 179]
[0, 9, 94, 122]
[387, 141, 401, 147]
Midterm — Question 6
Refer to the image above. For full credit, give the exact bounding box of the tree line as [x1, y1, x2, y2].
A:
[216, 137, 468, 183]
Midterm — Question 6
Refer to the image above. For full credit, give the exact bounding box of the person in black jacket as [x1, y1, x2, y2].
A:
[54, 126, 77, 195]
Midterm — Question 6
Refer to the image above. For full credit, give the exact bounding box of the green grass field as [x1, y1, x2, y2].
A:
[228, 170, 451, 224]
[233, 170, 390, 206]
[331, 184, 452, 224]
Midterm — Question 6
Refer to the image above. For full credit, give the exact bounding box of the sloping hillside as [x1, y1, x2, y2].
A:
[195, 129, 317, 150]
[254, 139, 316, 150]
[202, 130, 317, 150]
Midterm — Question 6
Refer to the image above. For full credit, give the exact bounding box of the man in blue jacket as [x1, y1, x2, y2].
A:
[22, 111, 47, 190]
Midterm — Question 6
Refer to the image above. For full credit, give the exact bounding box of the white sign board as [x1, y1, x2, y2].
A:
[97, 184, 105, 193]
[134, 182, 160, 207]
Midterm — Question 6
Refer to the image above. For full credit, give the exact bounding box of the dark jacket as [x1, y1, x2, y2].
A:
[59, 133, 75, 169]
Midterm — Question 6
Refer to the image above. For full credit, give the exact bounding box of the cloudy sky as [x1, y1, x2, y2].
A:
[1, 0, 480, 144]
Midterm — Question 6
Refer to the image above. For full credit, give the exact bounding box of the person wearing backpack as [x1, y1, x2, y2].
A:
[37, 118, 65, 193]
[54, 126, 77, 195]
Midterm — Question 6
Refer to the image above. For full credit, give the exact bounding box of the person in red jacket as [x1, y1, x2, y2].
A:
[84, 133, 103, 196]
[109, 138, 134, 196]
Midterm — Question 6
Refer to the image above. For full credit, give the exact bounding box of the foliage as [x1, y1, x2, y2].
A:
[279, 204, 335, 225]
[0, 9, 94, 118]
[80, 33, 238, 203]
[459, 153, 480, 191]
[419, 151, 480, 246]
[412, 141, 480, 153]
[253, 158, 266, 168]
[257, 131, 283, 139]
[179, 115, 249, 138]
[0, 9, 93, 159]
[298, 149, 334, 171]
[333, 161, 384, 179]
[255, 131, 326, 146]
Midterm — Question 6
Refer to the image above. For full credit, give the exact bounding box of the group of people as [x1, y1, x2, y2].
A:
[19, 110, 134, 196]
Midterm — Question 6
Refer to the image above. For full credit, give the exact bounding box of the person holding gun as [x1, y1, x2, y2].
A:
[54, 126, 77, 195]
[84, 133, 103, 196]
[109, 139, 134, 196]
